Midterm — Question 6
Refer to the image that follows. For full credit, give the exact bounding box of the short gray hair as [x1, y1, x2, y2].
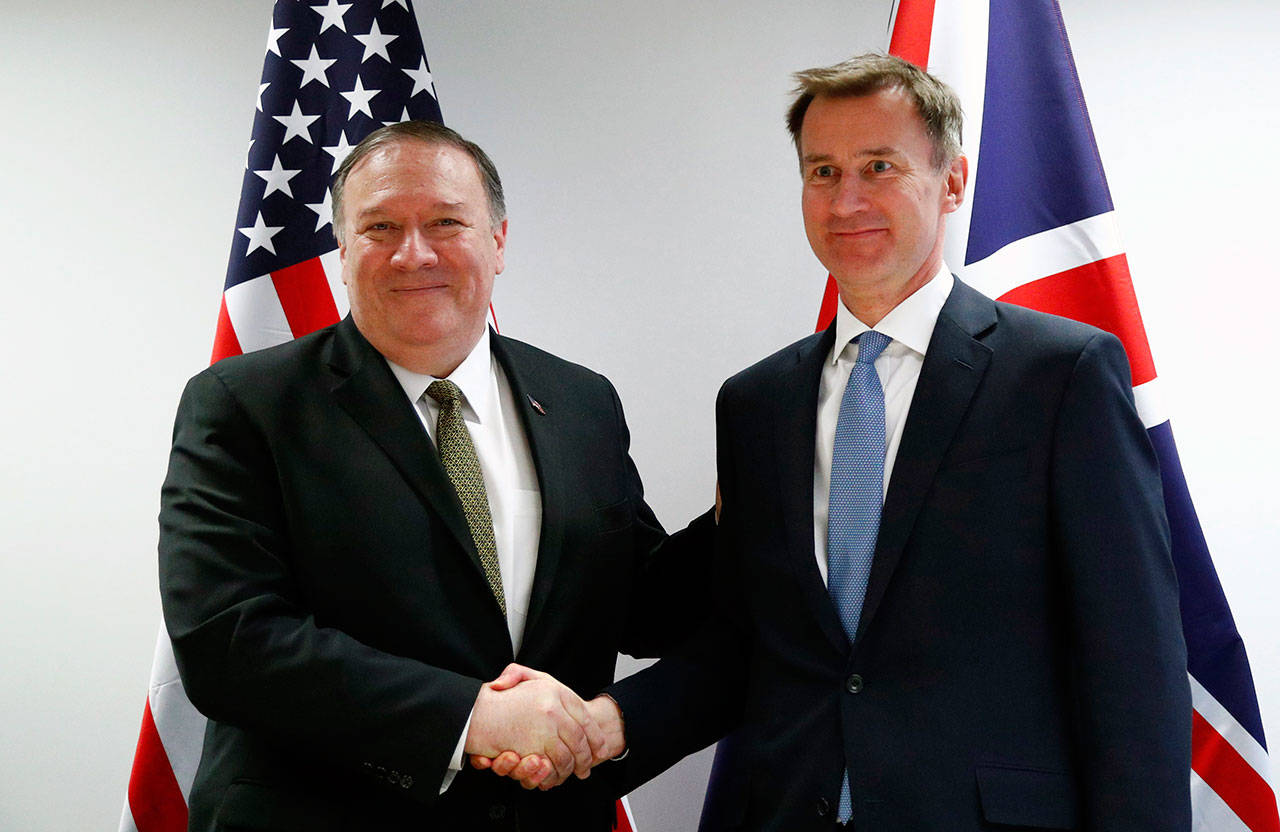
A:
[786, 53, 963, 170]
[331, 120, 506, 243]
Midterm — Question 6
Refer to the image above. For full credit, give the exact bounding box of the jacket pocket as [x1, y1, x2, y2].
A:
[936, 445, 1029, 479]
[975, 764, 1078, 829]
[215, 779, 342, 832]
[594, 496, 633, 534]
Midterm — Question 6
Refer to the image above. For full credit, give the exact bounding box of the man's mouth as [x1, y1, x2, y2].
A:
[391, 283, 449, 292]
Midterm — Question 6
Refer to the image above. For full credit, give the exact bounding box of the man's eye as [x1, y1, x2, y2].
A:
[869, 160, 893, 173]
[815, 165, 836, 178]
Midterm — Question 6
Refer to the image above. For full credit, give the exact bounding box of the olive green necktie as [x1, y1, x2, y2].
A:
[426, 380, 506, 616]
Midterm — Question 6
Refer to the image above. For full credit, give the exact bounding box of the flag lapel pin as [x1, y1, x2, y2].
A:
[527, 394, 546, 415]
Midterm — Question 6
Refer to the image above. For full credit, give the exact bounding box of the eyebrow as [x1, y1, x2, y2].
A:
[802, 146, 901, 165]
[354, 201, 468, 219]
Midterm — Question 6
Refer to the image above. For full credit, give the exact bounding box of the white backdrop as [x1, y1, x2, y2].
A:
[2, 2, 1278, 830]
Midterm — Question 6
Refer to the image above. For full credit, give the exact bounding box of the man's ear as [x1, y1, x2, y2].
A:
[943, 154, 968, 214]
[493, 218, 508, 275]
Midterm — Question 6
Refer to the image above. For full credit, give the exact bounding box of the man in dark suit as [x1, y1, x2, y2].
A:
[562, 54, 1189, 830]
[159, 120, 709, 831]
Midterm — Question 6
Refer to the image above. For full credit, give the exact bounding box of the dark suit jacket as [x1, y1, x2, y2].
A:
[159, 317, 711, 832]
[610, 280, 1190, 831]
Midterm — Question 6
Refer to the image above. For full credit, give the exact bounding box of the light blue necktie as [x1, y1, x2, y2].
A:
[827, 329, 890, 824]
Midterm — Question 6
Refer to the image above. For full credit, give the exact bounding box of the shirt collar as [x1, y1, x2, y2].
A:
[830, 264, 953, 364]
[385, 327, 494, 424]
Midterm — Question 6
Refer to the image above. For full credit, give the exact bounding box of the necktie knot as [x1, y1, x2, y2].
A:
[855, 330, 891, 365]
[427, 379, 462, 406]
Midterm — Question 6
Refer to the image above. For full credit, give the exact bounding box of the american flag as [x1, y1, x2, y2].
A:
[212, 0, 441, 365]
[860, 0, 1275, 829]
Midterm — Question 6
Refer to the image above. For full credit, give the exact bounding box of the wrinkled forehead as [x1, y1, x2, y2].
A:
[349, 139, 475, 182]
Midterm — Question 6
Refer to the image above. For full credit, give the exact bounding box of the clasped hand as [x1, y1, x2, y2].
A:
[464, 664, 624, 790]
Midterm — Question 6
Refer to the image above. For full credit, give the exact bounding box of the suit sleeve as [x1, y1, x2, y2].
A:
[159, 369, 481, 806]
[589, 374, 717, 660]
[606, 381, 752, 791]
[1051, 332, 1191, 830]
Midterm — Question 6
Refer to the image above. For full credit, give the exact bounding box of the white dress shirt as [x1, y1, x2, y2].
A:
[385, 326, 542, 786]
[812, 266, 952, 585]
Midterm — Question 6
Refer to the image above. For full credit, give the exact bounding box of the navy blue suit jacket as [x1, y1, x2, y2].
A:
[610, 279, 1190, 831]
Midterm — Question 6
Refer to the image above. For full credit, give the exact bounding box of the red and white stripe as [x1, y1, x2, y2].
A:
[1192, 677, 1278, 832]
[123, 251, 347, 832]
[119, 634, 205, 832]
[214, 250, 346, 361]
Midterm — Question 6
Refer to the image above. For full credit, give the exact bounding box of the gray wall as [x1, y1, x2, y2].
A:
[2, 2, 1278, 829]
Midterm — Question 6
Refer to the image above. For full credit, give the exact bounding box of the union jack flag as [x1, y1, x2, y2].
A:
[842, 1, 1275, 828]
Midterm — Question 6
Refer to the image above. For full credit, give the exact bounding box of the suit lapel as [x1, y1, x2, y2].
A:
[774, 325, 853, 656]
[325, 318, 483, 579]
[854, 280, 997, 645]
[489, 334, 564, 656]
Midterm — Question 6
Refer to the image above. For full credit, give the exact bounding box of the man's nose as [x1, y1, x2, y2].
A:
[830, 177, 870, 216]
[391, 229, 439, 269]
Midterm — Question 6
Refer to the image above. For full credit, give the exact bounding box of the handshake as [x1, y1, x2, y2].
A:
[463, 664, 626, 790]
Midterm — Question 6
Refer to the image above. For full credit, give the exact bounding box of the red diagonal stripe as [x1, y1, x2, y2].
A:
[815, 275, 841, 333]
[271, 257, 341, 339]
[997, 254, 1157, 386]
[888, 0, 936, 68]
[126, 699, 188, 832]
[1192, 709, 1280, 831]
[614, 798, 634, 832]
[210, 295, 243, 366]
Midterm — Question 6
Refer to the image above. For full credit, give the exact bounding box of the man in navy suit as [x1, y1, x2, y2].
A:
[556, 54, 1188, 830]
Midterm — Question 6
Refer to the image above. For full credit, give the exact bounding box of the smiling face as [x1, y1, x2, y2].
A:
[338, 140, 506, 376]
[799, 88, 966, 323]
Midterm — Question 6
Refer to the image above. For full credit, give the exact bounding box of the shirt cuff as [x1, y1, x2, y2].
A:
[440, 706, 475, 794]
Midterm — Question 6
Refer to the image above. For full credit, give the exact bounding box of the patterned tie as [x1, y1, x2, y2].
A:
[826, 329, 890, 824]
[427, 380, 506, 616]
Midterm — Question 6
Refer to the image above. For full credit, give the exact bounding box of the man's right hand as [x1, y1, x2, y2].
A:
[471, 691, 626, 790]
[464, 664, 605, 787]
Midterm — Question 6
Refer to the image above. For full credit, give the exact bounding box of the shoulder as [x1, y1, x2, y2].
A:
[491, 333, 625, 420]
[989, 299, 1111, 353]
[182, 323, 339, 409]
[719, 329, 830, 402]
[945, 280, 1127, 377]
[491, 330, 616, 391]
[944, 277, 1109, 354]
[986, 300, 1132, 387]
[930, 286, 1133, 413]
[492, 333, 611, 387]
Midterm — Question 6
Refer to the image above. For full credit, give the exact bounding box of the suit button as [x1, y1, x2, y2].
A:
[488, 804, 507, 821]
[846, 674, 864, 694]
[817, 796, 831, 817]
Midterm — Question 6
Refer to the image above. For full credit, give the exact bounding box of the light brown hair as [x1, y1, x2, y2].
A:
[786, 53, 963, 170]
